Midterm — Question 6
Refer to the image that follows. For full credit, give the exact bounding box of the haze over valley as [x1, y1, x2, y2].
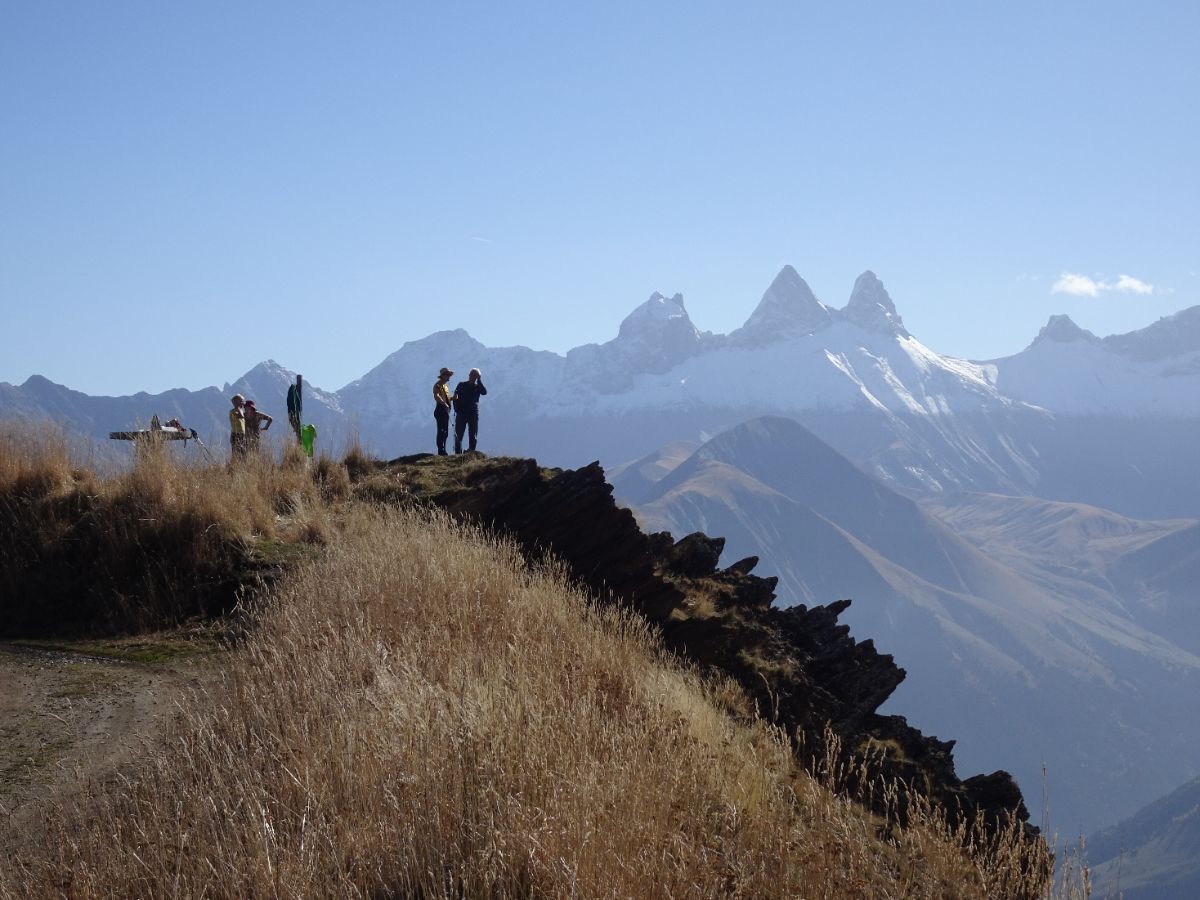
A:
[6, 264, 1199, 843]
[5, 4, 1198, 893]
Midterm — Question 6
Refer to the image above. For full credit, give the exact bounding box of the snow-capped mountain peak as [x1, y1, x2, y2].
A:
[577, 290, 703, 377]
[1102, 305, 1200, 362]
[1030, 314, 1099, 347]
[617, 291, 692, 338]
[843, 270, 909, 337]
[229, 359, 344, 413]
[989, 306, 1200, 416]
[732, 265, 834, 344]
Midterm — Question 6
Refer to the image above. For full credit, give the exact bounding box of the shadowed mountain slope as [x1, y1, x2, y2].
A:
[1088, 777, 1200, 900]
[619, 416, 1200, 833]
[923, 493, 1200, 654]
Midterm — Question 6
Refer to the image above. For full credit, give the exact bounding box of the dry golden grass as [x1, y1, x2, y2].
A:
[0, 500, 1084, 897]
[0, 425, 340, 635]
[0, 424, 79, 497]
[0, 430, 1089, 897]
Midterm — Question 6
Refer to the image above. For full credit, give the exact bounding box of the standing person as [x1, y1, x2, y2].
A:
[243, 399, 273, 452]
[433, 367, 454, 456]
[452, 368, 488, 454]
[229, 394, 248, 459]
[286, 376, 303, 442]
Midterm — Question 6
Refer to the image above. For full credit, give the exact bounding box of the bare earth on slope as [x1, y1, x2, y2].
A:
[0, 632, 220, 852]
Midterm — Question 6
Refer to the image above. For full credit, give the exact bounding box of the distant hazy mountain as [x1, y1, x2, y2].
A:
[3, 267, 1199, 517]
[1088, 777, 1200, 900]
[1109, 522, 1200, 653]
[986, 306, 1200, 416]
[0, 361, 347, 462]
[606, 439, 700, 502]
[615, 416, 1200, 833]
[924, 493, 1200, 655]
[330, 267, 1056, 497]
[6, 267, 1200, 830]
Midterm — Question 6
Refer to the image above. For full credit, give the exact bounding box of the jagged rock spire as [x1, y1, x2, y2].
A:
[733, 265, 834, 344]
[843, 271, 909, 337]
[565, 290, 704, 380]
[1031, 314, 1099, 347]
[617, 292, 693, 340]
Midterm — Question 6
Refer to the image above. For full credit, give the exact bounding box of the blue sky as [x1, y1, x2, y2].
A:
[2, 1, 1197, 395]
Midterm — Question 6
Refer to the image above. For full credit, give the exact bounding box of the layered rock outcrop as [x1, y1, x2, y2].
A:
[361, 453, 1032, 832]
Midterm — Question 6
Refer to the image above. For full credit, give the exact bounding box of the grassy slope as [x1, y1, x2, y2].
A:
[0, 428, 345, 636]
[0, 433, 1078, 897]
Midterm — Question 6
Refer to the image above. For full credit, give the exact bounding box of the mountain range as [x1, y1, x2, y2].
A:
[5, 267, 1200, 517]
[1087, 776, 1200, 900]
[612, 415, 1200, 835]
[5, 265, 1199, 844]
[990, 306, 1200, 416]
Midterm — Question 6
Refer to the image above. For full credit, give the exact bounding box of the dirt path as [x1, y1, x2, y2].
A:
[0, 639, 217, 849]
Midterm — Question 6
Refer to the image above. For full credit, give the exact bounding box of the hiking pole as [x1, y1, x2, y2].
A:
[191, 432, 217, 463]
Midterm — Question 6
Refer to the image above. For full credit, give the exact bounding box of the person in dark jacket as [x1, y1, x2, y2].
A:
[452, 368, 488, 453]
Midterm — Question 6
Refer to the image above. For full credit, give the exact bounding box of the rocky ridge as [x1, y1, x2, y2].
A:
[357, 453, 1032, 831]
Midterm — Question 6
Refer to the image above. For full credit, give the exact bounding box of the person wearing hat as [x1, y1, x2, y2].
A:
[433, 367, 454, 455]
[229, 394, 248, 459]
[243, 399, 273, 452]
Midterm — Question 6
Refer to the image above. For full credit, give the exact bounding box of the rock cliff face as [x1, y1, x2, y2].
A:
[358, 454, 1031, 832]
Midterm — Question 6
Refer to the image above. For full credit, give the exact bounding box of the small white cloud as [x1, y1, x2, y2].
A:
[469, 236, 493, 243]
[1051, 271, 1156, 297]
[1052, 273, 1101, 297]
[1114, 274, 1153, 294]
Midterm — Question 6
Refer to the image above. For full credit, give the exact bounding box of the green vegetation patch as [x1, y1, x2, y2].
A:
[354, 454, 562, 520]
[246, 537, 320, 568]
[8, 629, 225, 665]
